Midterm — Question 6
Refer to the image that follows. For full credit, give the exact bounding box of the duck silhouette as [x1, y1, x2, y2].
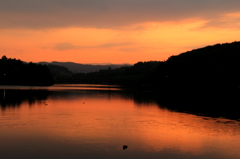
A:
[123, 145, 128, 150]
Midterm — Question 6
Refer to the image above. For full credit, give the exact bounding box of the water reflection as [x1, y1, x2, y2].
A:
[155, 92, 240, 120]
[0, 89, 50, 110]
[1, 85, 240, 121]
[0, 85, 240, 159]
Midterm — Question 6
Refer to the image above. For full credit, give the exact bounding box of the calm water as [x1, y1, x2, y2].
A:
[0, 84, 240, 159]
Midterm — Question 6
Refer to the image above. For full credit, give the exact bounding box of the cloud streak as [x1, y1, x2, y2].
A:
[195, 12, 240, 30]
[1, 0, 240, 29]
[53, 42, 132, 51]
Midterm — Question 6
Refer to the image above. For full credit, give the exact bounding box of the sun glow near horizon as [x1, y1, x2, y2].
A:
[1, 10, 240, 64]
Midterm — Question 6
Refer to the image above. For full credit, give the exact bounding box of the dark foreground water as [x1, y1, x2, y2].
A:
[0, 84, 240, 159]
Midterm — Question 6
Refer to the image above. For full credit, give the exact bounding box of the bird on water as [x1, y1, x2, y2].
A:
[123, 145, 128, 150]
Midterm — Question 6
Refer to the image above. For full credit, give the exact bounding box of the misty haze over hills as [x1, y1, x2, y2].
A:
[38, 61, 131, 73]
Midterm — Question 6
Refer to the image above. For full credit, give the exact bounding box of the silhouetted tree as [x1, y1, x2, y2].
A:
[0, 56, 54, 86]
[1, 55, 7, 60]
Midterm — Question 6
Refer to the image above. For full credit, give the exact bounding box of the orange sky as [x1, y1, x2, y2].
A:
[1, 1, 240, 64]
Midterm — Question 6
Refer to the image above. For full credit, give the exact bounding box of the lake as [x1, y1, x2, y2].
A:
[0, 84, 240, 159]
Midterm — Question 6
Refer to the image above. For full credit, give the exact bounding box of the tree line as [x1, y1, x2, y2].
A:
[2, 41, 240, 91]
[155, 41, 240, 93]
[48, 61, 160, 86]
[49, 41, 240, 94]
[0, 56, 54, 86]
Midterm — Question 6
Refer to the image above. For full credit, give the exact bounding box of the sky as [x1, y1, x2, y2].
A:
[1, 0, 240, 64]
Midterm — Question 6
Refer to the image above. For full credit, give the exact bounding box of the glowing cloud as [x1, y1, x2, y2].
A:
[1, 0, 240, 29]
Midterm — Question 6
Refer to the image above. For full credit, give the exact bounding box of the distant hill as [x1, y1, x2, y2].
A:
[38, 41, 240, 94]
[152, 41, 240, 119]
[38, 61, 131, 73]
[155, 41, 240, 91]
[61, 41, 240, 91]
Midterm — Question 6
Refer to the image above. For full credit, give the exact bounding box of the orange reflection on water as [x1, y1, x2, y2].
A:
[1, 89, 240, 158]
